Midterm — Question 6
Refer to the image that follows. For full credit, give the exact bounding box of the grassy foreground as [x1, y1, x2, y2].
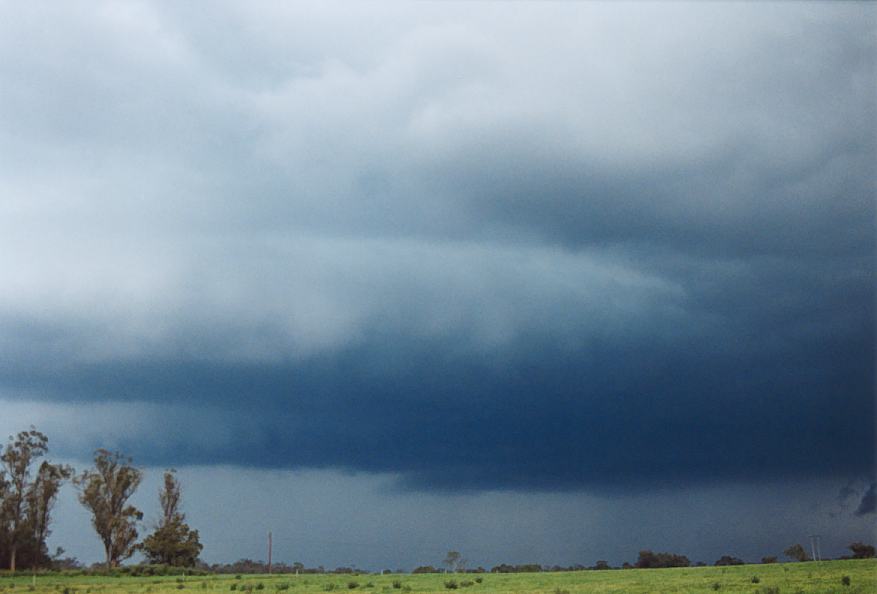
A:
[0, 560, 873, 594]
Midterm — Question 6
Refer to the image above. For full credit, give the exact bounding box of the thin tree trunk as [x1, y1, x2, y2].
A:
[10, 545, 16, 573]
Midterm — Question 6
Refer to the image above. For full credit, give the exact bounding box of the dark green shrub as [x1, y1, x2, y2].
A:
[255, 584, 265, 591]
[460, 581, 474, 588]
[444, 580, 458, 589]
[841, 575, 851, 587]
[751, 576, 760, 584]
[230, 585, 237, 591]
[391, 581, 402, 589]
[474, 578, 482, 584]
[711, 582, 721, 591]
[346, 581, 359, 589]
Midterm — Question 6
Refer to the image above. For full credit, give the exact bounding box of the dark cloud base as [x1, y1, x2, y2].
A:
[5, 325, 872, 491]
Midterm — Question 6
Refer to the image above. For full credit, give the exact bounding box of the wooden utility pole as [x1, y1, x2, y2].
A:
[267, 531, 273, 574]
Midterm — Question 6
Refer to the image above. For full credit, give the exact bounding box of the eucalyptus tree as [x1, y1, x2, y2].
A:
[142, 470, 203, 566]
[76, 449, 143, 569]
[26, 460, 73, 568]
[0, 428, 71, 571]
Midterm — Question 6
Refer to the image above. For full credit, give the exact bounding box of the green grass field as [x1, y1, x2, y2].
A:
[0, 560, 874, 594]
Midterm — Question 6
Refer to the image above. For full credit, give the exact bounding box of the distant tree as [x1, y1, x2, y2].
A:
[413, 565, 438, 574]
[783, 544, 809, 562]
[714, 555, 744, 566]
[760, 556, 778, 564]
[635, 550, 690, 568]
[592, 560, 610, 570]
[75, 449, 143, 569]
[141, 470, 202, 567]
[444, 551, 466, 573]
[848, 542, 875, 559]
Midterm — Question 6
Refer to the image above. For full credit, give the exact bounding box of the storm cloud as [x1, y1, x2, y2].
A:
[0, 0, 873, 501]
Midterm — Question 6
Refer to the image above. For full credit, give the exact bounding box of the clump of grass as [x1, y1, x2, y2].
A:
[751, 576, 760, 583]
[391, 581, 402, 589]
[444, 580, 458, 590]
[553, 589, 569, 594]
[841, 575, 851, 586]
[711, 582, 721, 591]
[474, 577, 483, 584]
[346, 581, 359, 589]
[460, 580, 474, 588]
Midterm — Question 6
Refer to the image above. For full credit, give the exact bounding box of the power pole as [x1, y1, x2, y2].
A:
[268, 531, 273, 574]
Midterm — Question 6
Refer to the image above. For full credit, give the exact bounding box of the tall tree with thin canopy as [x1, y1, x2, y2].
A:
[26, 460, 73, 569]
[1, 428, 48, 572]
[142, 470, 203, 567]
[76, 449, 143, 569]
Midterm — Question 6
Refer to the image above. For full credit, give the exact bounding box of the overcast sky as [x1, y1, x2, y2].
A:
[0, 1, 874, 568]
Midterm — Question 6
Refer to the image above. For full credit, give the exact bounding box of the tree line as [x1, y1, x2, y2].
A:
[410, 544, 876, 574]
[1, 427, 874, 574]
[0, 428, 201, 572]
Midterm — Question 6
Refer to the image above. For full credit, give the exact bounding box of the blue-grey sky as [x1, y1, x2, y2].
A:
[0, 0, 874, 567]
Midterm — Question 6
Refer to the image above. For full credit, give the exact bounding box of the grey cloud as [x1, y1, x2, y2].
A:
[0, 1, 872, 493]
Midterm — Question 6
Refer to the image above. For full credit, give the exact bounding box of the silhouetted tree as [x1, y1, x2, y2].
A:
[848, 542, 875, 559]
[444, 551, 466, 573]
[760, 556, 777, 564]
[413, 565, 438, 573]
[141, 470, 202, 566]
[26, 460, 73, 569]
[1, 428, 49, 571]
[783, 544, 808, 562]
[75, 449, 143, 569]
[714, 555, 744, 566]
[635, 550, 690, 568]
